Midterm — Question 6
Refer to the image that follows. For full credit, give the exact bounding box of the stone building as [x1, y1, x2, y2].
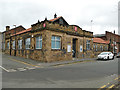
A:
[5, 15, 95, 62]
[93, 38, 109, 57]
[1, 31, 5, 52]
[0, 32, 2, 51]
[94, 31, 120, 54]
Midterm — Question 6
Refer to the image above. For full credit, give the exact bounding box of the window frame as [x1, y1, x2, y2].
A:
[25, 38, 31, 49]
[96, 44, 97, 51]
[12, 41, 15, 49]
[7, 41, 9, 49]
[18, 40, 22, 50]
[36, 36, 42, 49]
[51, 36, 61, 50]
[93, 44, 95, 51]
[86, 40, 90, 50]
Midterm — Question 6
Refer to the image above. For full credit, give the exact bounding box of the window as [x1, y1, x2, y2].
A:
[25, 38, 31, 49]
[105, 46, 108, 51]
[96, 44, 97, 51]
[102, 46, 103, 51]
[51, 36, 61, 49]
[36, 36, 42, 49]
[59, 18, 63, 25]
[86, 40, 90, 50]
[7, 42, 9, 49]
[18, 40, 22, 49]
[93, 44, 95, 51]
[12, 41, 15, 49]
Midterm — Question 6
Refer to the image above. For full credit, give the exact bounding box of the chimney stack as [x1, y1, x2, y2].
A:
[54, 13, 57, 18]
[6, 26, 10, 31]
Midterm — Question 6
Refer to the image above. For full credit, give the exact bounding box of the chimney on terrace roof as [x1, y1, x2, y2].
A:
[6, 26, 10, 31]
[54, 13, 57, 18]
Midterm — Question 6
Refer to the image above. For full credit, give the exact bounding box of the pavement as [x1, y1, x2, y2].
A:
[1, 52, 97, 68]
[1, 52, 120, 88]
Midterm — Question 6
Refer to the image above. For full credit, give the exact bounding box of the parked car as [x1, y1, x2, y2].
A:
[116, 52, 120, 58]
[97, 52, 114, 60]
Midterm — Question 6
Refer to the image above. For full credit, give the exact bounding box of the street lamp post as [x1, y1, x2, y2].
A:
[91, 20, 93, 31]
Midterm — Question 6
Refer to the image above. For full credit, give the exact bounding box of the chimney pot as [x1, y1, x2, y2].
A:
[54, 13, 57, 18]
[6, 26, 10, 31]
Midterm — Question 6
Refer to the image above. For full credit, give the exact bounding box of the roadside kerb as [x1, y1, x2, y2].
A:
[50, 59, 96, 67]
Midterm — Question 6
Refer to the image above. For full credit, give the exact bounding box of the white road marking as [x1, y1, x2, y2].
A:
[17, 68, 26, 71]
[26, 67, 36, 70]
[0, 66, 9, 72]
[0, 66, 38, 72]
[7, 69, 17, 72]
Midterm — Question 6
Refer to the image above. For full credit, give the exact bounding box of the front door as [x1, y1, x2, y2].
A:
[72, 39, 77, 58]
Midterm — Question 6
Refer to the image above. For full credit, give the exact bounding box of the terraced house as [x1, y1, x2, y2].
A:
[94, 31, 120, 55]
[93, 38, 109, 57]
[3, 14, 110, 62]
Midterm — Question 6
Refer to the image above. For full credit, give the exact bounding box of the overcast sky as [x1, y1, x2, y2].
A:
[0, 0, 119, 35]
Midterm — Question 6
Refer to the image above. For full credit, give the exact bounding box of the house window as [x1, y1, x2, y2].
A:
[59, 18, 63, 25]
[96, 44, 97, 51]
[93, 44, 95, 51]
[7, 42, 9, 49]
[36, 36, 42, 49]
[102, 46, 103, 51]
[86, 40, 90, 50]
[25, 38, 31, 49]
[105, 46, 108, 51]
[12, 41, 15, 49]
[51, 36, 61, 49]
[100, 46, 101, 51]
[18, 40, 22, 49]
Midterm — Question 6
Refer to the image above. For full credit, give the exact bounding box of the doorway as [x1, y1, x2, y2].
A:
[72, 38, 78, 58]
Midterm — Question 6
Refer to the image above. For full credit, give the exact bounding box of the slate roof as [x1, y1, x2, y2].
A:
[12, 28, 31, 36]
[49, 16, 62, 22]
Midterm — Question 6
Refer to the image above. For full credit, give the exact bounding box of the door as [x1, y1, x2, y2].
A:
[72, 38, 77, 58]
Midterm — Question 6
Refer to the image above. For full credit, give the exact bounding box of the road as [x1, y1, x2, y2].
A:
[1, 53, 119, 88]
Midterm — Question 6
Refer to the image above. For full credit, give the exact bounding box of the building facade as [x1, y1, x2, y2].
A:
[2, 31, 5, 52]
[3, 15, 111, 62]
[4, 15, 95, 62]
[94, 31, 120, 54]
[93, 38, 109, 57]
[0, 32, 2, 51]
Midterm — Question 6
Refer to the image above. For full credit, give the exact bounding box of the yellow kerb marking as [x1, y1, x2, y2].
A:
[98, 83, 110, 90]
[114, 77, 118, 80]
[9, 58, 40, 67]
[108, 84, 115, 88]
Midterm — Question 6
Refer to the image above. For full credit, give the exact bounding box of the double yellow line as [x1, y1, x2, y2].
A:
[98, 76, 120, 90]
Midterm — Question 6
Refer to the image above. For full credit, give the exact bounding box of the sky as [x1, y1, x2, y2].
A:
[0, 0, 119, 35]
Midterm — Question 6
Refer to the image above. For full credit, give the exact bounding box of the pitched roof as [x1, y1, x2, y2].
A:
[93, 38, 109, 44]
[12, 28, 31, 36]
[49, 16, 62, 22]
[94, 34, 105, 37]
[10, 25, 26, 31]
